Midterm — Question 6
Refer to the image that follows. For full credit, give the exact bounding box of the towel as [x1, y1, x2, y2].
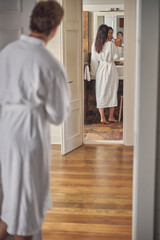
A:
[84, 65, 91, 81]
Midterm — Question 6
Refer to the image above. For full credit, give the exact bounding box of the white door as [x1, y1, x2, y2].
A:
[0, 1, 41, 239]
[61, 0, 83, 155]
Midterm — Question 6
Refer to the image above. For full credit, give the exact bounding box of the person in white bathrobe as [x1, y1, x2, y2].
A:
[91, 24, 122, 124]
[0, 1, 70, 240]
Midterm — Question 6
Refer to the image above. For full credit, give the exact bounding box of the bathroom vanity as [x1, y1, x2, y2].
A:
[84, 64, 124, 124]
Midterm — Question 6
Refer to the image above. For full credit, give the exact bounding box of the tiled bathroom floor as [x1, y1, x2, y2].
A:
[84, 122, 123, 141]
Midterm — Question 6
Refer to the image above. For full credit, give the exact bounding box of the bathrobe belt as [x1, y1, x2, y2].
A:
[1, 103, 43, 109]
[99, 60, 114, 64]
[0, 103, 44, 113]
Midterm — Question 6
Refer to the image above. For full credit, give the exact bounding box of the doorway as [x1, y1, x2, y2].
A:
[51, 0, 135, 152]
[83, 2, 124, 143]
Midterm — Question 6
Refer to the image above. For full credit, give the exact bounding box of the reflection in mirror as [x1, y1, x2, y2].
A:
[83, 6, 124, 142]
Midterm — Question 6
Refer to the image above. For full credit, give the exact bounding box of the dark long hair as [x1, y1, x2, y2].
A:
[95, 24, 109, 53]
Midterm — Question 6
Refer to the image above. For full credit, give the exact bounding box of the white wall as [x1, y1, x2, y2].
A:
[83, 0, 124, 11]
[83, 4, 124, 12]
[133, 0, 159, 239]
[154, 1, 160, 238]
[83, 0, 124, 4]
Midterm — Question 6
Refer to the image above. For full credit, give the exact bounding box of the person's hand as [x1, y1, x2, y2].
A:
[115, 38, 122, 47]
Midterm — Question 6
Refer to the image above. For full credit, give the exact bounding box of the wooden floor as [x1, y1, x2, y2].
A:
[42, 144, 133, 240]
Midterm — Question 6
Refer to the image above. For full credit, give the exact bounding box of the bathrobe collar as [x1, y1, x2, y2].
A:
[20, 35, 45, 47]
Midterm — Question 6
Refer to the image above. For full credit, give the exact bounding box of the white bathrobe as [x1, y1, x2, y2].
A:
[91, 41, 122, 108]
[0, 35, 70, 237]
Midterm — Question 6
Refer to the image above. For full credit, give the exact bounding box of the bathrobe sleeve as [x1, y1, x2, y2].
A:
[44, 68, 71, 125]
[111, 42, 122, 61]
[91, 43, 99, 76]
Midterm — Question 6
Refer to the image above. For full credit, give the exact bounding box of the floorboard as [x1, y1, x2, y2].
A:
[42, 144, 133, 240]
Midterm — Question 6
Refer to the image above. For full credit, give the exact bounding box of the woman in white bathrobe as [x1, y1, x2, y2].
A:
[0, 1, 70, 240]
[91, 24, 122, 124]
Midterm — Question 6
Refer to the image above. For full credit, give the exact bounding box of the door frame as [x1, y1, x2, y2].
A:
[82, 0, 135, 146]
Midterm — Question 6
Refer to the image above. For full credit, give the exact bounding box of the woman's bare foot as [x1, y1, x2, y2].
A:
[108, 118, 118, 123]
[0, 219, 9, 240]
[14, 235, 32, 240]
[100, 120, 109, 124]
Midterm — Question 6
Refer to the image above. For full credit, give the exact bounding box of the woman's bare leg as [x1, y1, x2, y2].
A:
[0, 219, 9, 240]
[98, 108, 108, 123]
[14, 236, 32, 240]
[108, 107, 117, 122]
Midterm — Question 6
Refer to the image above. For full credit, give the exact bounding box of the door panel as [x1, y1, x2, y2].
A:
[0, 0, 36, 51]
[61, 0, 83, 155]
[66, 30, 80, 101]
[0, 29, 21, 49]
[0, 0, 21, 11]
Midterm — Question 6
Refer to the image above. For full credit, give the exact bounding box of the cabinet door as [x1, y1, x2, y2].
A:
[61, 0, 83, 155]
